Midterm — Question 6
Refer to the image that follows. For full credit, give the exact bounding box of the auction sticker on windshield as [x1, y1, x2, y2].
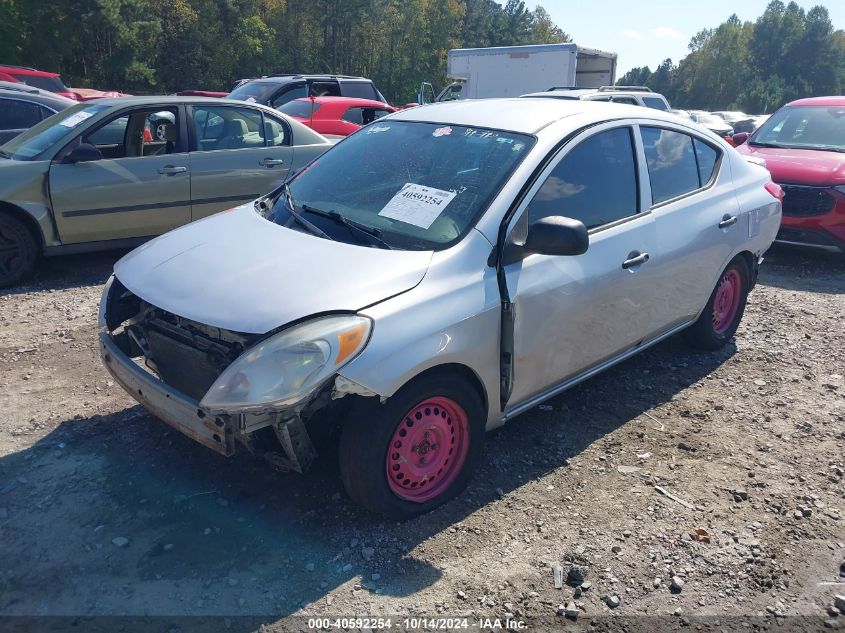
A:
[378, 183, 457, 229]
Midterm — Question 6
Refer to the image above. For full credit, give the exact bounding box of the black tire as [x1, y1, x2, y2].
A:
[0, 212, 38, 288]
[685, 256, 750, 350]
[338, 372, 485, 520]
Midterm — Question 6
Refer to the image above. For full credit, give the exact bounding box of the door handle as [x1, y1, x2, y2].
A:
[158, 165, 188, 175]
[622, 251, 650, 270]
[718, 214, 738, 229]
[259, 158, 285, 168]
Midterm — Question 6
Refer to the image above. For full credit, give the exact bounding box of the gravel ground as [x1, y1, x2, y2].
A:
[0, 246, 843, 631]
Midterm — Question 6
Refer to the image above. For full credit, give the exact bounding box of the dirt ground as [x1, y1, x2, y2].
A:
[0, 246, 843, 632]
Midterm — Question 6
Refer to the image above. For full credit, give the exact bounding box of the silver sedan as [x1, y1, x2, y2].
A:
[99, 98, 781, 519]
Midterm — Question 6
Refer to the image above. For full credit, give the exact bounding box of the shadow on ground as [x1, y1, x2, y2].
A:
[0, 330, 735, 629]
[0, 250, 125, 298]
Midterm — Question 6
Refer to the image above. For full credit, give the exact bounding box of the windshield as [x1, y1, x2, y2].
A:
[751, 105, 845, 151]
[1, 103, 110, 160]
[11, 73, 68, 93]
[228, 81, 279, 103]
[266, 121, 534, 250]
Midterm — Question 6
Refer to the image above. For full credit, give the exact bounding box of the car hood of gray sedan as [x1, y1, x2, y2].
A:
[113, 204, 434, 334]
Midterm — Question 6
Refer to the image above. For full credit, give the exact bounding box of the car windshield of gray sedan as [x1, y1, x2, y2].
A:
[752, 105, 845, 151]
[266, 121, 534, 250]
[0, 103, 110, 160]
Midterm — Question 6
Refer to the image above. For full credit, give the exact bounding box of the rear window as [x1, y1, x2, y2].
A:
[642, 96, 669, 111]
[278, 100, 320, 119]
[340, 81, 378, 100]
[11, 73, 67, 93]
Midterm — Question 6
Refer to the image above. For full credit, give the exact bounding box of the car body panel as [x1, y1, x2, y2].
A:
[112, 204, 434, 334]
[281, 97, 398, 137]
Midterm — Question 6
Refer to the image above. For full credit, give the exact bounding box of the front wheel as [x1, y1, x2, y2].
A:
[685, 256, 750, 350]
[338, 373, 485, 520]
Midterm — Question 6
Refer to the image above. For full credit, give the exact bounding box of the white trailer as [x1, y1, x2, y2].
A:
[419, 43, 617, 103]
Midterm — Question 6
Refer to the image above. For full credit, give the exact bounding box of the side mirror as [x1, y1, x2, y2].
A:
[504, 216, 589, 264]
[732, 132, 750, 146]
[65, 142, 102, 164]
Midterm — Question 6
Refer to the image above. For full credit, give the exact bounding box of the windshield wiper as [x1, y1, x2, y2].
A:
[0, 149, 10, 159]
[301, 204, 393, 250]
[748, 141, 785, 148]
[279, 183, 334, 241]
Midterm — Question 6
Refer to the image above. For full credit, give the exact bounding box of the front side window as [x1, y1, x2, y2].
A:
[341, 107, 364, 125]
[193, 106, 264, 151]
[278, 99, 320, 119]
[526, 127, 639, 230]
[268, 121, 534, 249]
[81, 108, 180, 159]
[752, 105, 845, 151]
[271, 84, 307, 108]
[641, 127, 718, 204]
[0, 98, 42, 129]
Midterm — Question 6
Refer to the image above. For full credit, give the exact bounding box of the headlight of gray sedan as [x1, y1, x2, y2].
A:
[200, 315, 372, 414]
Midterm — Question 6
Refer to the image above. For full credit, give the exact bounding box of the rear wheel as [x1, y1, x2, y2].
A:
[685, 256, 750, 350]
[0, 212, 38, 288]
[339, 373, 485, 520]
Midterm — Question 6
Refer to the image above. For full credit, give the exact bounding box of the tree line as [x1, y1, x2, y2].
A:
[619, 1, 845, 113]
[1, 0, 842, 110]
[0, 0, 567, 103]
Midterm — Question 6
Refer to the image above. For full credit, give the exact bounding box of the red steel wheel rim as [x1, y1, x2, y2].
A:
[712, 269, 741, 334]
[385, 396, 470, 503]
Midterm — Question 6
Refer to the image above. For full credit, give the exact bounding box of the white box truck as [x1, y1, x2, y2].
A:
[419, 43, 617, 103]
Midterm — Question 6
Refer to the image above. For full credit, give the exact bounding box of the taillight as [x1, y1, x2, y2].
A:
[764, 182, 783, 202]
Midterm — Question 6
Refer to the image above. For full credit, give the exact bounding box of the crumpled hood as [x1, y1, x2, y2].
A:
[737, 144, 845, 186]
[114, 204, 433, 334]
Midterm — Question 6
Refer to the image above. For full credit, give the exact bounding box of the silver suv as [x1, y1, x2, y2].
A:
[521, 85, 671, 111]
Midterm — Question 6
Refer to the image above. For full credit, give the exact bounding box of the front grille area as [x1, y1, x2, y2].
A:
[779, 184, 835, 217]
[129, 307, 255, 401]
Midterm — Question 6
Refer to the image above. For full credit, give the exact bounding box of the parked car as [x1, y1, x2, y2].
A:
[713, 110, 756, 134]
[0, 96, 331, 287]
[689, 112, 734, 138]
[0, 88, 74, 143]
[99, 99, 781, 519]
[0, 65, 78, 100]
[278, 97, 397, 137]
[227, 74, 388, 109]
[670, 109, 694, 120]
[734, 96, 845, 253]
[521, 85, 671, 110]
[175, 90, 228, 98]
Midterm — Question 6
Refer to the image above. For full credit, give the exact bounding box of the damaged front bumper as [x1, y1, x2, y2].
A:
[99, 330, 236, 456]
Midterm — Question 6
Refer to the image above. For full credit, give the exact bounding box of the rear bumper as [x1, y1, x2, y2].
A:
[99, 331, 235, 456]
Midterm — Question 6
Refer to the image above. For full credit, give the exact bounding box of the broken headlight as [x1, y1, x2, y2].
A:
[199, 315, 372, 413]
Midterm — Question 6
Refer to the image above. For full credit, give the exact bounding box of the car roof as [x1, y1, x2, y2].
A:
[521, 88, 597, 99]
[0, 65, 60, 78]
[786, 96, 845, 107]
[77, 95, 276, 108]
[238, 74, 373, 85]
[0, 88, 74, 108]
[389, 98, 679, 135]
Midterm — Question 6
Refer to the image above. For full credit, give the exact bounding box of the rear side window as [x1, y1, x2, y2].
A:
[641, 127, 717, 204]
[340, 81, 377, 100]
[0, 98, 42, 128]
[642, 97, 669, 111]
[694, 139, 719, 185]
[527, 127, 639, 230]
[341, 107, 364, 125]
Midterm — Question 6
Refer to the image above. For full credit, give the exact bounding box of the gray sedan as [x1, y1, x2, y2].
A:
[100, 99, 781, 518]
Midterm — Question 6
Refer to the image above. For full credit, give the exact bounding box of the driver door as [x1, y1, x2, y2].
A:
[49, 106, 191, 244]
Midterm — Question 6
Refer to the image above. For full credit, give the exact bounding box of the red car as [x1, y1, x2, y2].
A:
[735, 96, 845, 253]
[0, 65, 78, 100]
[277, 96, 396, 137]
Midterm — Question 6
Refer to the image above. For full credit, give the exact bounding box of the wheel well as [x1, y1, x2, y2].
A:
[0, 202, 45, 250]
[403, 363, 489, 418]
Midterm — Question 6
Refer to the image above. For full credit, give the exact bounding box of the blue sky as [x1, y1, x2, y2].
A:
[537, 0, 845, 75]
